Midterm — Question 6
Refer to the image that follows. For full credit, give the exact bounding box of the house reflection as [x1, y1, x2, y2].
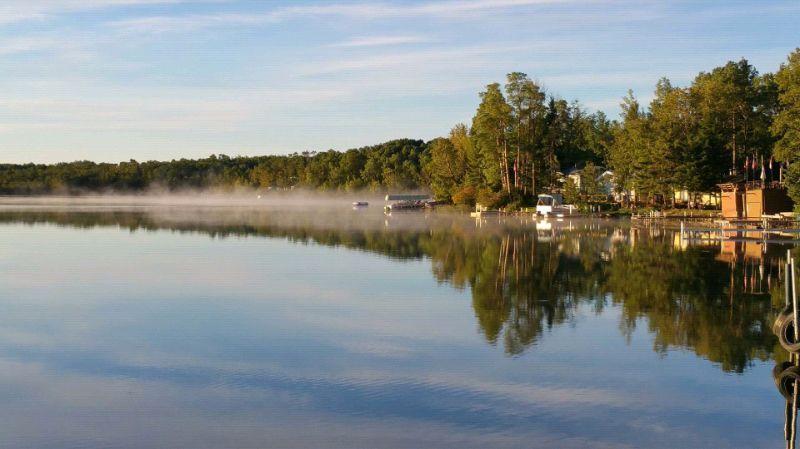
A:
[716, 238, 789, 296]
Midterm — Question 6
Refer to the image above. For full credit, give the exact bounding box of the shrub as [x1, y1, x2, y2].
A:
[452, 185, 477, 206]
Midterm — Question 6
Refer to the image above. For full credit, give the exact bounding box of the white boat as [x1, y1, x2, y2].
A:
[536, 194, 576, 217]
[536, 194, 561, 216]
[352, 201, 369, 207]
[383, 194, 432, 212]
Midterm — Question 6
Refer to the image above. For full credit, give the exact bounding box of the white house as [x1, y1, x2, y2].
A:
[564, 166, 618, 199]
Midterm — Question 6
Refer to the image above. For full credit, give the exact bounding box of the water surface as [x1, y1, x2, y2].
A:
[0, 204, 792, 448]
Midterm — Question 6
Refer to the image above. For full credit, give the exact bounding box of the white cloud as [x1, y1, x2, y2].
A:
[271, 0, 575, 19]
[109, 12, 268, 34]
[0, 86, 352, 133]
[0, 0, 192, 25]
[0, 97, 245, 132]
[541, 71, 678, 88]
[107, 0, 579, 33]
[302, 44, 526, 75]
[0, 36, 60, 55]
[330, 35, 432, 48]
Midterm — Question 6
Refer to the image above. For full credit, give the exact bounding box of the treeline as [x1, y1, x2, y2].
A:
[2, 49, 799, 207]
[0, 139, 429, 194]
[431, 48, 800, 207]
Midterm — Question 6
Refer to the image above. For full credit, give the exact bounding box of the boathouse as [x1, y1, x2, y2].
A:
[718, 179, 792, 219]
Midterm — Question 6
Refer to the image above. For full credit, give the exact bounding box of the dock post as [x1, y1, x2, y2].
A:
[794, 383, 800, 449]
[792, 252, 799, 343]
[788, 253, 793, 308]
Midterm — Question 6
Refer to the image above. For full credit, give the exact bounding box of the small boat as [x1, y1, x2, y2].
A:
[352, 201, 369, 207]
[383, 194, 435, 213]
[384, 200, 426, 212]
[535, 194, 576, 217]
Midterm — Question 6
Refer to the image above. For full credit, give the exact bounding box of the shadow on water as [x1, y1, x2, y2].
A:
[0, 207, 794, 374]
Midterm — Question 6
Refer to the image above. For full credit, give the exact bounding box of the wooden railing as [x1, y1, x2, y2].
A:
[745, 180, 784, 190]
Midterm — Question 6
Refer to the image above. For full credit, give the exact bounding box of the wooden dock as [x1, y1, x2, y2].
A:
[679, 219, 800, 244]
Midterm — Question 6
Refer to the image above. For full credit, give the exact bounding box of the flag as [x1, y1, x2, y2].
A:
[744, 156, 749, 181]
[769, 156, 775, 182]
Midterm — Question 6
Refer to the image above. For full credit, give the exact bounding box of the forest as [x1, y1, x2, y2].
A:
[1, 48, 799, 209]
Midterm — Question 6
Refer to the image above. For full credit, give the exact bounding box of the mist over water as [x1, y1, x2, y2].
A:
[0, 202, 792, 448]
[0, 190, 393, 208]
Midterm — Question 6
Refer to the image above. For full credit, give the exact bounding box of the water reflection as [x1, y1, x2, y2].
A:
[775, 356, 800, 448]
[0, 207, 791, 373]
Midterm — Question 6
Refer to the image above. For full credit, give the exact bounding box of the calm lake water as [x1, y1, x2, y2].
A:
[0, 202, 795, 448]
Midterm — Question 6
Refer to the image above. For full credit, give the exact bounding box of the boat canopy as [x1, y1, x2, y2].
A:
[537, 193, 563, 206]
[385, 194, 430, 201]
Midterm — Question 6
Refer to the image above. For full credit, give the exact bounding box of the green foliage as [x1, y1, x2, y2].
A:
[785, 164, 800, 210]
[422, 125, 476, 202]
[773, 49, 800, 208]
[691, 59, 776, 168]
[608, 57, 783, 206]
[581, 162, 602, 198]
[472, 83, 513, 192]
[476, 188, 506, 209]
[773, 49, 800, 163]
[609, 91, 646, 199]
[563, 178, 579, 204]
[0, 139, 428, 194]
[452, 185, 477, 206]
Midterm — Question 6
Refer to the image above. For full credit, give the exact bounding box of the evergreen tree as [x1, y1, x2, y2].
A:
[773, 49, 800, 205]
[472, 83, 513, 194]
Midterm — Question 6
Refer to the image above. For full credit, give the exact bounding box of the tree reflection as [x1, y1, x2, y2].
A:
[0, 208, 791, 372]
[608, 237, 780, 372]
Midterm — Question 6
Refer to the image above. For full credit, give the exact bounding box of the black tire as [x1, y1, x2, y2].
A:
[775, 361, 794, 381]
[775, 311, 800, 353]
[775, 365, 800, 404]
[774, 308, 793, 336]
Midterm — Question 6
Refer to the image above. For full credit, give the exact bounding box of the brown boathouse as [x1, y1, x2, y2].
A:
[718, 180, 793, 219]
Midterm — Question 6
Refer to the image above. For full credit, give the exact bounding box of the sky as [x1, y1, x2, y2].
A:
[0, 0, 798, 164]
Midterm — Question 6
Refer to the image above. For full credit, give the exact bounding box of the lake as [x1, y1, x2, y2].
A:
[0, 202, 793, 448]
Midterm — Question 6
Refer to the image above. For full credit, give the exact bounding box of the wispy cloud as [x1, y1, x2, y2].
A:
[0, 36, 59, 55]
[0, 96, 247, 132]
[0, 34, 97, 62]
[303, 44, 527, 75]
[0, 85, 352, 133]
[107, 0, 577, 33]
[329, 35, 432, 48]
[109, 13, 266, 34]
[271, 0, 575, 19]
[0, 0, 192, 25]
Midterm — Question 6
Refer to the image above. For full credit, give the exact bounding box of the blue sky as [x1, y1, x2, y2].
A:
[0, 0, 798, 163]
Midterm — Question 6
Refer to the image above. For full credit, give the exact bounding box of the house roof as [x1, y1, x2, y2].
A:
[716, 173, 746, 188]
